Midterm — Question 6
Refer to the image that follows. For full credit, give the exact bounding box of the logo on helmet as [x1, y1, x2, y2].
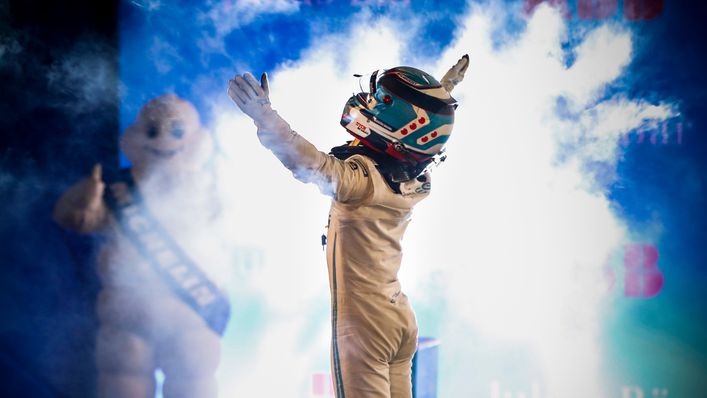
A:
[355, 121, 368, 134]
[340, 66, 457, 165]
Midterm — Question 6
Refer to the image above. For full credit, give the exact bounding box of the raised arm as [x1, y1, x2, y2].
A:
[228, 72, 371, 203]
[440, 54, 470, 93]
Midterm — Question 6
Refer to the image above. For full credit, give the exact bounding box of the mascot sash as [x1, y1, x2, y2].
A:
[104, 169, 230, 335]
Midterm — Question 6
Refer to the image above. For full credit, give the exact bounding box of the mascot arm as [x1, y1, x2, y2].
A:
[53, 164, 109, 233]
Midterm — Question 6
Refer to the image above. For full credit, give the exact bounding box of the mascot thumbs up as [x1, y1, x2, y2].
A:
[55, 94, 228, 398]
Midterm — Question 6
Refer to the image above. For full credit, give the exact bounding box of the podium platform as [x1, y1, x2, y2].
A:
[412, 337, 440, 398]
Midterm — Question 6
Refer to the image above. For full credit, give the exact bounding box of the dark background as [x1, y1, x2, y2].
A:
[1, 1, 118, 396]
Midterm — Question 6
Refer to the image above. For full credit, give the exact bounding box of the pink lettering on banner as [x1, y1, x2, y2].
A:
[524, 0, 571, 18]
[661, 122, 669, 144]
[578, 0, 617, 19]
[677, 122, 683, 145]
[302, 0, 411, 6]
[636, 127, 646, 144]
[624, 0, 664, 21]
[621, 122, 684, 147]
[525, 0, 664, 20]
[623, 244, 664, 298]
[312, 372, 335, 397]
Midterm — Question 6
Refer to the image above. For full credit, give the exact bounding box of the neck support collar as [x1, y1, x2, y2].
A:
[329, 142, 431, 194]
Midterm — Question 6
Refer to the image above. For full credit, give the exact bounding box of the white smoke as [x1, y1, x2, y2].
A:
[46, 38, 118, 116]
[0, 35, 23, 68]
[149, 36, 184, 75]
[209, 3, 675, 398]
[402, 4, 673, 398]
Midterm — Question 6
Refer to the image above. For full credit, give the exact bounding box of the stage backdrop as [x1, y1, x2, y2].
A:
[116, 1, 705, 397]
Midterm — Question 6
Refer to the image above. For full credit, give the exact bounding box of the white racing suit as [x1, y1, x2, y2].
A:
[255, 110, 430, 398]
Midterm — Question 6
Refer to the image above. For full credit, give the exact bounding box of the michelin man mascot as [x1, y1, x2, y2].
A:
[228, 56, 468, 398]
[54, 94, 230, 398]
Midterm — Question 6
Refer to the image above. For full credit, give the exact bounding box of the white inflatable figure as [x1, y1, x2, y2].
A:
[54, 94, 227, 398]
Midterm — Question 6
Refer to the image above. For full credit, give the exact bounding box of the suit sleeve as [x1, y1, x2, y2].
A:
[254, 108, 372, 204]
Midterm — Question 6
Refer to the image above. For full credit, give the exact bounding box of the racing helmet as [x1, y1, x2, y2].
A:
[340, 66, 457, 164]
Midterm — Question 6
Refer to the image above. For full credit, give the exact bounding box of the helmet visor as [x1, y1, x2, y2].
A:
[378, 73, 457, 115]
[351, 70, 379, 107]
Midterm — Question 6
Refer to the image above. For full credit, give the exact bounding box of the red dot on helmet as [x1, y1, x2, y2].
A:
[418, 117, 425, 124]
[383, 95, 392, 104]
[410, 123, 417, 130]
[421, 136, 429, 143]
[401, 128, 408, 135]
[431, 131, 438, 138]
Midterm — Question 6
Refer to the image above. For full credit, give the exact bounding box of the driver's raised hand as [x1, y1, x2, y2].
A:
[228, 72, 272, 123]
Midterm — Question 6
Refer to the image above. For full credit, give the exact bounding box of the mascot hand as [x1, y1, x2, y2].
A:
[76, 163, 106, 211]
[53, 163, 107, 233]
[228, 72, 273, 123]
[440, 54, 470, 93]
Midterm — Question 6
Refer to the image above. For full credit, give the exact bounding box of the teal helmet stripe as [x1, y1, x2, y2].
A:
[340, 65, 457, 162]
[372, 86, 418, 128]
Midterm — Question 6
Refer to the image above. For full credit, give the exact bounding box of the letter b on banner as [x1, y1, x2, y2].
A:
[623, 244, 664, 298]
